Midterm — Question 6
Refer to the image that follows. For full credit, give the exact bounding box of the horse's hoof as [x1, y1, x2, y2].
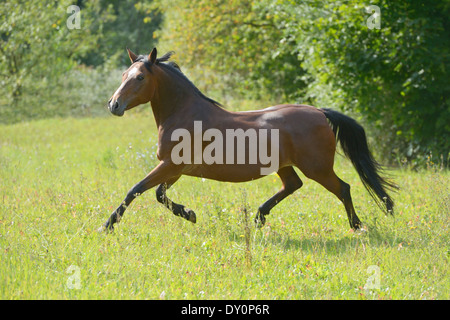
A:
[255, 214, 266, 228]
[355, 227, 367, 234]
[97, 223, 113, 233]
[186, 209, 196, 223]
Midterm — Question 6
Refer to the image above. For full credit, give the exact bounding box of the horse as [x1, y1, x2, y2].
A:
[98, 47, 397, 232]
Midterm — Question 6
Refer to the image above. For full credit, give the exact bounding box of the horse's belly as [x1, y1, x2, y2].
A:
[182, 163, 274, 182]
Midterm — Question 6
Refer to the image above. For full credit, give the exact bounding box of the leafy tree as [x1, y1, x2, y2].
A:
[156, 0, 308, 103]
[0, 0, 100, 102]
[0, 0, 163, 122]
[80, 0, 162, 67]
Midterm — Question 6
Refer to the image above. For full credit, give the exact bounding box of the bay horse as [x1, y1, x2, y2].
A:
[99, 47, 397, 232]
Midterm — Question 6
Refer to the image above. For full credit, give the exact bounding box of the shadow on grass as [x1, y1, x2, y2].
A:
[224, 220, 406, 256]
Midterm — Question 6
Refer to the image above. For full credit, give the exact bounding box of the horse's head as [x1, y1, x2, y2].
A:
[108, 48, 158, 116]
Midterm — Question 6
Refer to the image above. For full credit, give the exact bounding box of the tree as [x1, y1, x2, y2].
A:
[80, 0, 162, 67]
[0, 1, 97, 100]
[156, 0, 308, 103]
[0, 0, 163, 122]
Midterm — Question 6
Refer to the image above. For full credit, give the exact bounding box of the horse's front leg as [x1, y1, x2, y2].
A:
[98, 161, 181, 232]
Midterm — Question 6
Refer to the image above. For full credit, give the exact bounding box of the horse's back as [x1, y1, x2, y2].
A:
[235, 104, 327, 127]
[236, 104, 332, 144]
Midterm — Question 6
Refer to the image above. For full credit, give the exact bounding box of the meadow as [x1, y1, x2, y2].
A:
[0, 113, 448, 299]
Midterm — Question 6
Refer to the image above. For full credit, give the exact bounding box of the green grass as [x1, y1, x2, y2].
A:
[0, 114, 448, 299]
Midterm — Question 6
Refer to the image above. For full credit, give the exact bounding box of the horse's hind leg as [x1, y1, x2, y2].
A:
[307, 170, 362, 230]
[338, 178, 362, 230]
[256, 166, 303, 226]
[156, 180, 196, 223]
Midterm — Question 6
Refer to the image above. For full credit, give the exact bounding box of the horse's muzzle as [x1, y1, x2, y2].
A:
[108, 99, 125, 116]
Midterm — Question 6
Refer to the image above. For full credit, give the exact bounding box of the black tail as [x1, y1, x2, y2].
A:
[322, 108, 398, 214]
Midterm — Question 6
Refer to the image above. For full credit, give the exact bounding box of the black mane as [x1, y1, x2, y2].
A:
[133, 52, 222, 108]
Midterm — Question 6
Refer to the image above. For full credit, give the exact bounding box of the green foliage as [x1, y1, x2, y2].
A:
[156, 0, 308, 102]
[0, 66, 126, 123]
[80, 0, 162, 67]
[0, 0, 99, 101]
[0, 0, 161, 123]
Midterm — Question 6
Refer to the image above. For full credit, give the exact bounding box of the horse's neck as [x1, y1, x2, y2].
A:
[149, 75, 184, 126]
[151, 96, 224, 129]
[150, 72, 224, 127]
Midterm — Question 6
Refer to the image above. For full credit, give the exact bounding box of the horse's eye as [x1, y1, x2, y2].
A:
[137, 74, 144, 81]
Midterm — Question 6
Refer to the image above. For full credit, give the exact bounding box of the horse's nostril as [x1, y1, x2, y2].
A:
[109, 100, 119, 111]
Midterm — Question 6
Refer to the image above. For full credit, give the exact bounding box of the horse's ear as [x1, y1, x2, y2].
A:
[127, 47, 138, 63]
[149, 47, 157, 64]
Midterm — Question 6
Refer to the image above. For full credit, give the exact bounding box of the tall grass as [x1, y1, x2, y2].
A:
[0, 114, 448, 299]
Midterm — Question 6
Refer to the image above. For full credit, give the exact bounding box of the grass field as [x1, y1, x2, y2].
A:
[0, 114, 448, 299]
